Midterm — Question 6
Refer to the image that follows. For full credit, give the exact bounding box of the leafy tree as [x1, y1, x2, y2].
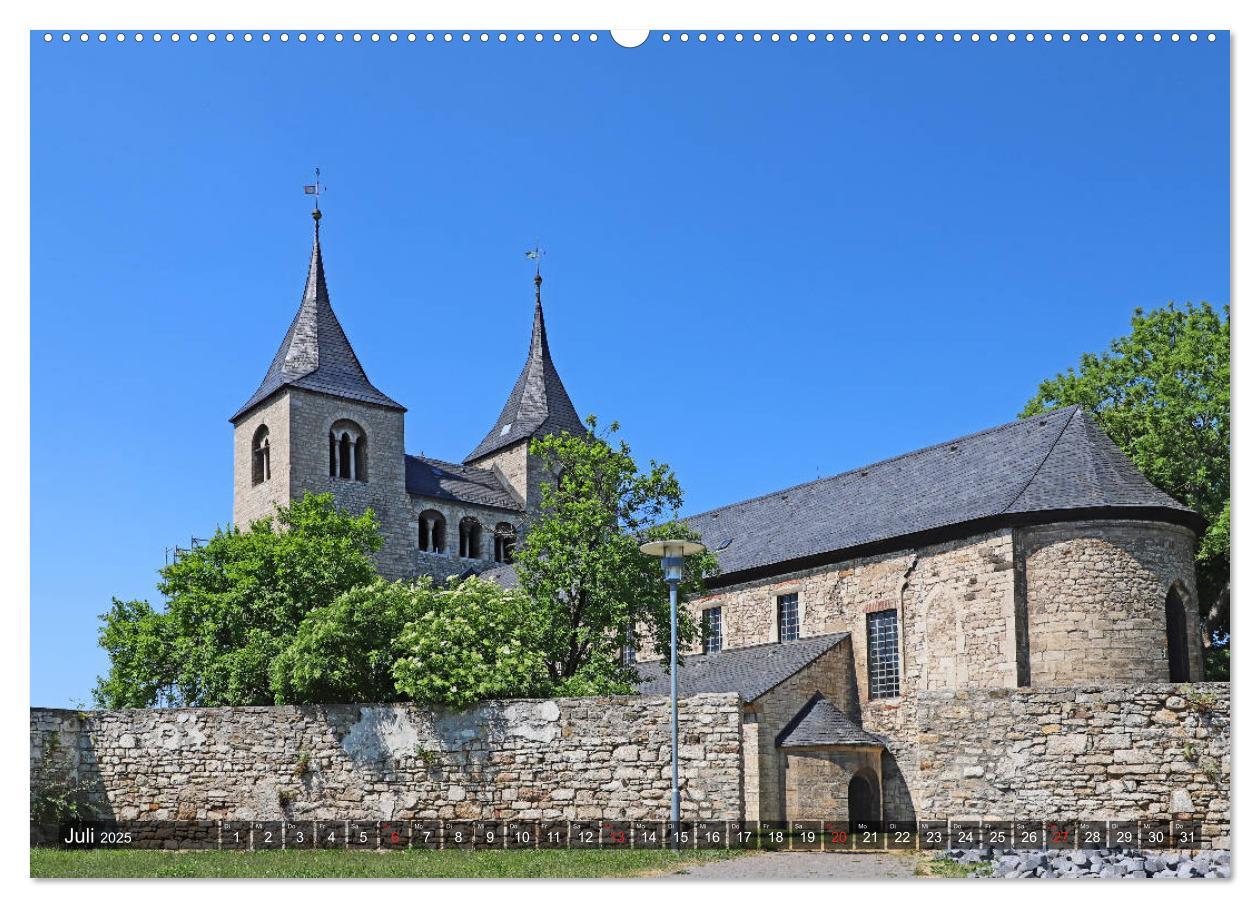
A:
[93, 494, 381, 708]
[94, 598, 176, 709]
[271, 578, 432, 705]
[392, 577, 550, 708]
[1019, 303, 1229, 675]
[514, 416, 718, 690]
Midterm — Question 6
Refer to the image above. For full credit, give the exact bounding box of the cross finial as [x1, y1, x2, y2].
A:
[304, 167, 325, 221]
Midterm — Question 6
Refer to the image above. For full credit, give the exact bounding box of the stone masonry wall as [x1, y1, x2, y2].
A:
[232, 393, 292, 529]
[467, 437, 560, 516]
[409, 496, 523, 582]
[286, 389, 415, 579]
[911, 684, 1231, 847]
[30, 695, 742, 825]
[1020, 521, 1202, 684]
[655, 530, 1020, 704]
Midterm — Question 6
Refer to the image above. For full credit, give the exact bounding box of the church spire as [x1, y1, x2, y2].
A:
[230, 207, 404, 423]
[465, 269, 585, 463]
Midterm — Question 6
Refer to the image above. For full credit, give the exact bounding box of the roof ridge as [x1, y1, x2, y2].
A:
[683, 405, 1082, 524]
[999, 405, 1079, 515]
[751, 634, 850, 701]
[774, 690, 828, 746]
[664, 631, 850, 669]
[410, 453, 490, 474]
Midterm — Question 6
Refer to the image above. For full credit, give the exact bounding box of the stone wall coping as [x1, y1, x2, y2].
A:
[30, 692, 742, 718]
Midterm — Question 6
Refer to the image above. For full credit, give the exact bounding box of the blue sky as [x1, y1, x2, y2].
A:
[30, 33, 1228, 706]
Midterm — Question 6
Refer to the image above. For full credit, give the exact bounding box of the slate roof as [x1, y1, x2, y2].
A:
[776, 692, 884, 748]
[465, 277, 587, 463]
[684, 406, 1200, 583]
[231, 215, 404, 423]
[476, 562, 520, 587]
[406, 456, 524, 512]
[634, 633, 850, 703]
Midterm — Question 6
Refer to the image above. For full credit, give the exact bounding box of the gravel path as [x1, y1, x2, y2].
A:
[670, 850, 920, 879]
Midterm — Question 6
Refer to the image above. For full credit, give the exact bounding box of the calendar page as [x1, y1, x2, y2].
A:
[23, 1, 1232, 888]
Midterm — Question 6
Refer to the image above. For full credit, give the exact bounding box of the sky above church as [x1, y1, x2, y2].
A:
[30, 32, 1228, 706]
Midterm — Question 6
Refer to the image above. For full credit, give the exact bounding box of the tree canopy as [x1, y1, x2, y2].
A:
[96, 419, 718, 708]
[1019, 302, 1229, 672]
[94, 493, 381, 708]
[514, 416, 717, 689]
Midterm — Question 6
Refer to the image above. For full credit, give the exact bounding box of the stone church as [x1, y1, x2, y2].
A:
[231, 211, 1209, 827]
[231, 209, 584, 583]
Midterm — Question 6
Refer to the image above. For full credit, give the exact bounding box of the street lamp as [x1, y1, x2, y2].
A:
[639, 538, 707, 846]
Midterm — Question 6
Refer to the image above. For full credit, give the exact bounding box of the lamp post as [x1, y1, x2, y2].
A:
[639, 539, 707, 847]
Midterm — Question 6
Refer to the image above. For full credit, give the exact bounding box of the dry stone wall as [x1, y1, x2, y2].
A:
[910, 684, 1231, 847]
[30, 695, 742, 825]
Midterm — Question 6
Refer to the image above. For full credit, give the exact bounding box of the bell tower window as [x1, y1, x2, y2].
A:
[328, 419, 368, 481]
[251, 425, 271, 486]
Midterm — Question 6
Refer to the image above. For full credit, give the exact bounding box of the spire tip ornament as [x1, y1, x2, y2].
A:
[303, 167, 325, 221]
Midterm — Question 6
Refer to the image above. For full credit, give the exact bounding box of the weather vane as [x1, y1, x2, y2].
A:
[524, 243, 545, 276]
[303, 167, 325, 215]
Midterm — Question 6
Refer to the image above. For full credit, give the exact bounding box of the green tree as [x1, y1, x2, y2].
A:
[391, 577, 550, 708]
[1020, 302, 1229, 673]
[271, 578, 433, 705]
[514, 417, 718, 690]
[93, 493, 382, 708]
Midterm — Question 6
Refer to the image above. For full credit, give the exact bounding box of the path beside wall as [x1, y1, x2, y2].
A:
[30, 695, 743, 825]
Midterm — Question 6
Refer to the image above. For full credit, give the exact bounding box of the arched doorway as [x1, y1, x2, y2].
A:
[1166, 586, 1190, 682]
[847, 770, 878, 824]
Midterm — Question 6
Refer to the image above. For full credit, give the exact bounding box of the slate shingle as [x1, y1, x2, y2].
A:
[684, 406, 1198, 582]
[776, 692, 884, 748]
[231, 217, 404, 423]
[476, 562, 519, 587]
[406, 456, 524, 512]
[634, 633, 850, 703]
[465, 279, 586, 462]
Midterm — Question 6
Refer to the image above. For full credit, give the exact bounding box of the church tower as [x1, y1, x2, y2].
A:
[229, 209, 414, 577]
[464, 272, 586, 514]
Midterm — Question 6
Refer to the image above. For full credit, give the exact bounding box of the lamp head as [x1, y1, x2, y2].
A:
[639, 539, 707, 584]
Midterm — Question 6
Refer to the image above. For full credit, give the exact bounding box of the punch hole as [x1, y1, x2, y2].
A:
[611, 30, 648, 48]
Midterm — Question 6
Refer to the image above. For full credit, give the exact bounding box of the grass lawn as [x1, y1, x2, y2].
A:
[31, 847, 735, 879]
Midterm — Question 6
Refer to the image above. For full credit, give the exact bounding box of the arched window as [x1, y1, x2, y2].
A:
[329, 419, 367, 481]
[494, 522, 516, 564]
[339, 433, 352, 478]
[251, 425, 271, 486]
[459, 516, 482, 559]
[354, 435, 367, 480]
[419, 510, 447, 554]
[1166, 585, 1191, 682]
